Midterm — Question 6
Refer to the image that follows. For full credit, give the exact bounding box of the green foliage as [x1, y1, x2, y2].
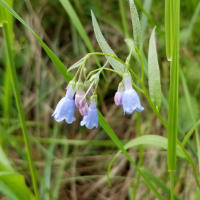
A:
[129, 0, 142, 48]
[0, 172, 35, 200]
[0, 147, 35, 200]
[148, 27, 162, 109]
[0, 0, 200, 199]
[91, 11, 125, 73]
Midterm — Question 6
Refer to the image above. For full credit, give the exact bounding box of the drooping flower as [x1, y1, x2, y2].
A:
[52, 82, 76, 124]
[75, 89, 88, 116]
[122, 74, 144, 114]
[80, 100, 98, 129]
[114, 82, 124, 106]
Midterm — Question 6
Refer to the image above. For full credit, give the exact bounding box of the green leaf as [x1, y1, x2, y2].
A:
[91, 11, 125, 73]
[68, 56, 86, 71]
[148, 27, 161, 109]
[0, 172, 36, 200]
[141, 0, 152, 45]
[0, 146, 13, 172]
[124, 135, 185, 159]
[129, 0, 142, 48]
[0, 147, 35, 200]
[194, 190, 200, 200]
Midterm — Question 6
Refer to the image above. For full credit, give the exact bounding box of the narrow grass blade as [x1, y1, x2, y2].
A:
[0, 0, 72, 82]
[129, 0, 142, 48]
[0, 0, 13, 127]
[165, 0, 172, 60]
[180, 70, 200, 173]
[118, 0, 129, 37]
[59, 0, 101, 66]
[148, 27, 162, 109]
[40, 125, 59, 200]
[182, 119, 200, 147]
[181, 2, 200, 45]
[91, 11, 125, 73]
[59, 0, 94, 54]
[52, 144, 68, 200]
[2, 23, 39, 199]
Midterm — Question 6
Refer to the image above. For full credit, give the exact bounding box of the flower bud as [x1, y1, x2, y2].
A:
[114, 91, 123, 106]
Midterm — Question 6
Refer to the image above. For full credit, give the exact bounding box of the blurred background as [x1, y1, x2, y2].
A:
[0, 0, 200, 199]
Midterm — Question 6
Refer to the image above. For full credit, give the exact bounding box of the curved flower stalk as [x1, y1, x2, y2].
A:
[80, 97, 98, 129]
[52, 81, 76, 124]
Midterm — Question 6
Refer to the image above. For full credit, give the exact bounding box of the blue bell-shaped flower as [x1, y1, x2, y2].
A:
[52, 82, 76, 124]
[80, 100, 98, 129]
[122, 74, 144, 114]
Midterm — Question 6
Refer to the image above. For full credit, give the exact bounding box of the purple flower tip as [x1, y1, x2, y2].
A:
[80, 102, 98, 129]
[122, 88, 144, 114]
[114, 91, 123, 106]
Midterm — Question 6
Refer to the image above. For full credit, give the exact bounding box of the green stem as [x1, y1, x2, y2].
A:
[85, 52, 126, 66]
[170, 172, 174, 200]
[166, 0, 180, 199]
[2, 23, 39, 199]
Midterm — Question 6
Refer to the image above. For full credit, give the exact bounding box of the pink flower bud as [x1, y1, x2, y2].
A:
[75, 90, 89, 115]
[75, 90, 86, 108]
[79, 103, 89, 116]
[114, 91, 123, 106]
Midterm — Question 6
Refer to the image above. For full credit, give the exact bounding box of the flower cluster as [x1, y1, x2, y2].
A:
[52, 81, 98, 129]
[52, 72, 143, 129]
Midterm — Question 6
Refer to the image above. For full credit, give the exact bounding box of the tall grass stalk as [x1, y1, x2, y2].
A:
[166, 0, 180, 199]
[1, 0, 13, 128]
[2, 23, 39, 199]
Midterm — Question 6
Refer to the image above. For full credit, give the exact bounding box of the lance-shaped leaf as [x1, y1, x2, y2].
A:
[129, 0, 142, 48]
[68, 56, 86, 71]
[91, 11, 125, 73]
[148, 27, 161, 109]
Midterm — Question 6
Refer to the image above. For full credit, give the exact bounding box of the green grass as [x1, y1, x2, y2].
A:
[0, 0, 200, 199]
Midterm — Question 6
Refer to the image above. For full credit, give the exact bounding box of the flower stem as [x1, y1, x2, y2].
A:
[166, 0, 180, 199]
